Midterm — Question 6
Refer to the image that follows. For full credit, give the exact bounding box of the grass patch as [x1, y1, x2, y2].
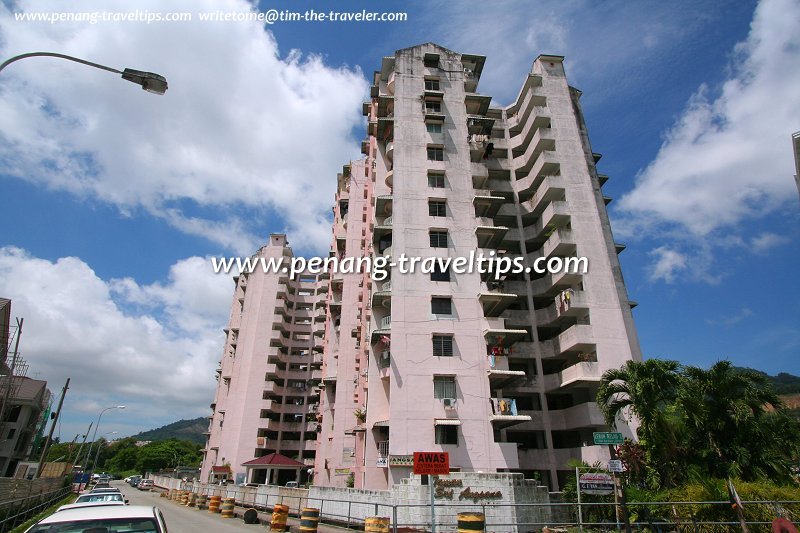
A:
[7, 493, 76, 533]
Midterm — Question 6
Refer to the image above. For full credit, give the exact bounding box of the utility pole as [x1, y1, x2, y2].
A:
[0, 318, 24, 431]
[72, 422, 93, 466]
[36, 378, 70, 477]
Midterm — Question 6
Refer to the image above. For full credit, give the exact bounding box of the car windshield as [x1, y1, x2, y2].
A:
[27, 518, 159, 532]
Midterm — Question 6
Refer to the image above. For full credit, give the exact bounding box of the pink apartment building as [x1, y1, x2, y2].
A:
[202, 43, 641, 491]
[200, 235, 326, 485]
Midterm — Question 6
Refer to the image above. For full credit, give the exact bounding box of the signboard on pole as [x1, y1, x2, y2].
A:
[413, 452, 449, 475]
[593, 432, 624, 445]
[579, 472, 614, 495]
[608, 459, 624, 473]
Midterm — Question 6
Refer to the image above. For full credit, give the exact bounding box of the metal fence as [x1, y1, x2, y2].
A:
[170, 481, 800, 532]
[0, 485, 73, 532]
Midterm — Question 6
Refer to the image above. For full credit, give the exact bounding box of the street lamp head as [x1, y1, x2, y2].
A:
[116, 405, 126, 410]
[121, 68, 168, 95]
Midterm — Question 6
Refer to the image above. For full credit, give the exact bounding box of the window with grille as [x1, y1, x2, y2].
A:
[425, 78, 440, 91]
[433, 376, 456, 398]
[429, 231, 448, 248]
[428, 173, 445, 188]
[431, 297, 452, 315]
[426, 122, 443, 134]
[428, 200, 446, 217]
[435, 425, 458, 445]
[425, 101, 442, 114]
[430, 264, 450, 282]
[432, 335, 454, 357]
[427, 146, 444, 161]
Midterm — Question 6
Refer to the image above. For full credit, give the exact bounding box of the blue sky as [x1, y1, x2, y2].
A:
[0, 0, 798, 441]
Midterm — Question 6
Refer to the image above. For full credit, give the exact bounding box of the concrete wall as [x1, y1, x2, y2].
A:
[154, 472, 551, 533]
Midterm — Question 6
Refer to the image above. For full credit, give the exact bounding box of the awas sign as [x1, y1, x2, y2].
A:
[579, 472, 614, 495]
[413, 452, 450, 475]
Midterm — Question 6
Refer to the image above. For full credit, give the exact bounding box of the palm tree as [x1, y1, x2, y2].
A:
[597, 359, 683, 486]
[596, 359, 681, 439]
[678, 361, 784, 479]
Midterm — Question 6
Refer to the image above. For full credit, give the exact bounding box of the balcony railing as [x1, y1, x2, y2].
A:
[380, 315, 392, 329]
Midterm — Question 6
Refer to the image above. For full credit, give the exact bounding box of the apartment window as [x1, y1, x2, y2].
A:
[427, 146, 444, 161]
[425, 100, 442, 114]
[429, 230, 448, 248]
[434, 376, 456, 398]
[424, 54, 440, 68]
[425, 78, 441, 91]
[432, 335, 454, 357]
[435, 425, 458, 445]
[6, 428, 15, 440]
[428, 200, 446, 217]
[430, 264, 451, 282]
[428, 173, 445, 188]
[426, 122, 443, 134]
[431, 297, 452, 315]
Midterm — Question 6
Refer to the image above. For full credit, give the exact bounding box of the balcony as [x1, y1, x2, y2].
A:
[472, 191, 506, 218]
[549, 402, 606, 431]
[474, 222, 509, 249]
[377, 350, 391, 369]
[527, 228, 577, 261]
[484, 326, 527, 347]
[467, 115, 495, 135]
[375, 194, 393, 216]
[386, 141, 394, 161]
[512, 128, 555, 169]
[535, 290, 589, 326]
[371, 316, 391, 342]
[529, 267, 584, 298]
[464, 93, 491, 116]
[489, 398, 532, 429]
[371, 282, 391, 308]
[542, 361, 601, 391]
[515, 152, 560, 197]
[539, 325, 596, 359]
[385, 169, 394, 188]
[478, 287, 518, 317]
[519, 175, 566, 212]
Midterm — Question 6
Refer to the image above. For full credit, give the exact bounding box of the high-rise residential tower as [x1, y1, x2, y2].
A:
[315, 43, 641, 491]
[202, 43, 641, 492]
[200, 235, 326, 485]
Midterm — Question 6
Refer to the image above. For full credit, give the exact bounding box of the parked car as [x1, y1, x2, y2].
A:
[92, 482, 111, 489]
[57, 501, 127, 512]
[25, 505, 168, 533]
[137, 479, 155, 491]
[73, 493, 127, 505]
[285, 481, 299, 488]
[89, 487, 122, 495]
[128, 475, 142, 487]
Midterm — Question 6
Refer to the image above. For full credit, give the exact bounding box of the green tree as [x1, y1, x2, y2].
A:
[596, 359, 684, 486]
[678, 361, 796, 481]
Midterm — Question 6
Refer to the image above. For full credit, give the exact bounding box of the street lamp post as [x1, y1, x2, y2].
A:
[90, 431, 118, 476]
[82, 406, 125, 485]
[0, 52, 168, 94]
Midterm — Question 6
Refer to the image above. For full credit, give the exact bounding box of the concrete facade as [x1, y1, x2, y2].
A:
[316, 44, 641, 491]
[202, 43, 642, 493]
[200, 235, 326, 485]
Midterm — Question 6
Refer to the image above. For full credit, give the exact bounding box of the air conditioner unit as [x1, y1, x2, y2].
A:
[256, 437, 266, 447]
[464, 68, 473, 76]
[442, 398, 456, 408]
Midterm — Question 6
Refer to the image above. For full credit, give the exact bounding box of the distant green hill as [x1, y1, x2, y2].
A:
[736, 367, 800, 395]
[129, 417, 207, 445]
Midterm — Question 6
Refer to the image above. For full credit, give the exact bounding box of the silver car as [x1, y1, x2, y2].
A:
[25, 504, 168, 532]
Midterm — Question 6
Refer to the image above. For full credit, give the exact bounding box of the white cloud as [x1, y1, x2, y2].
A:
[751, 232, 790, 254]
[0, 0, 367, 254]
[617, 0, 800, 237]
[647, 246, 687, 283]
[0, 246, 232, 437]
[706, 307, 753, 327]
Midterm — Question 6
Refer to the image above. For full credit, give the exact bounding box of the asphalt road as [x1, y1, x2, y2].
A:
[113, 481, 255, 533]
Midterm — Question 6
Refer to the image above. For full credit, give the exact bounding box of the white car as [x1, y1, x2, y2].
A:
[25, 505, 168, 532]
[57, 501, 127, 512]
